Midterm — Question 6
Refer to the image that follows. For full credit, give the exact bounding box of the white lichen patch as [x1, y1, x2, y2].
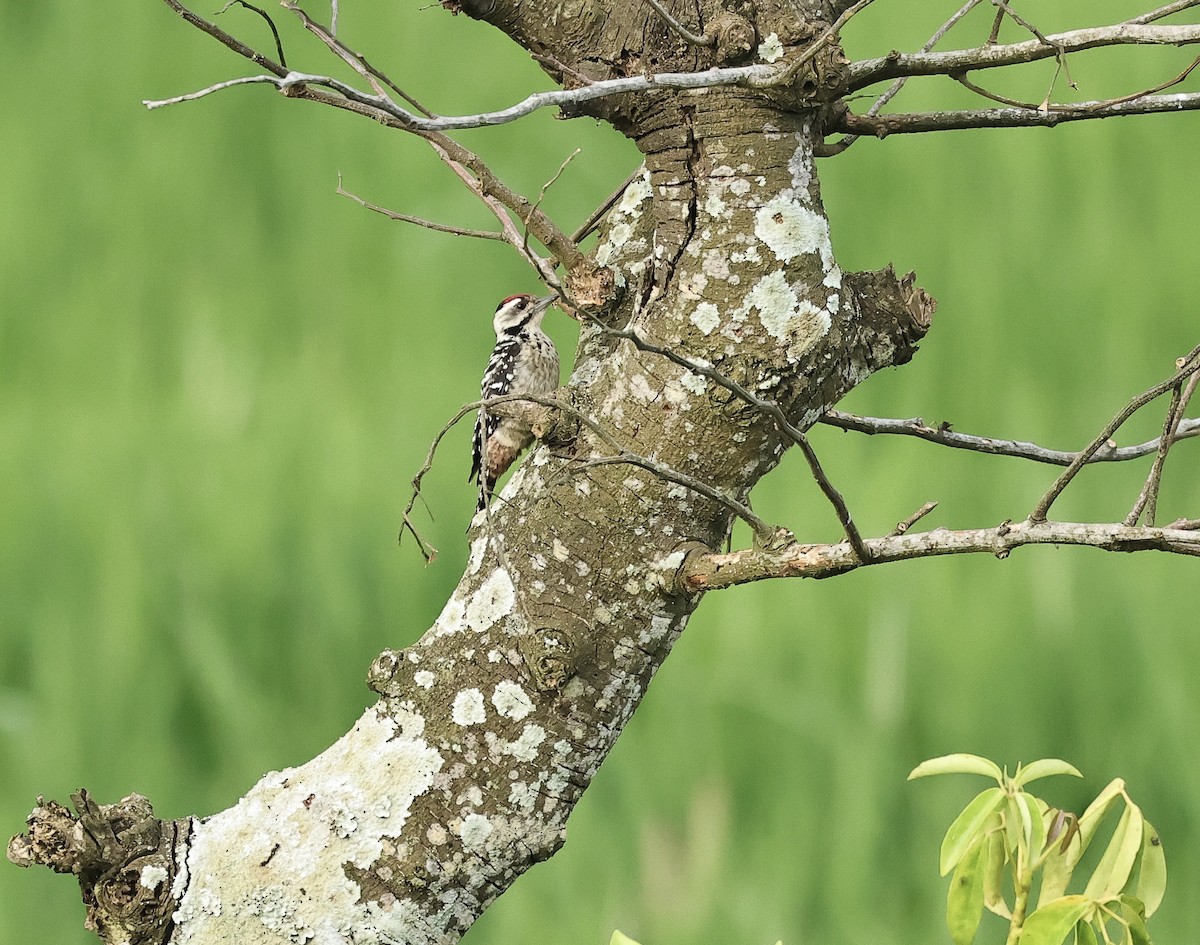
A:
[452, 689, 486, 727]
[551, 538, 570, 562]
[754, 193, 834, 267]
[745, 271, 832, 361]
[691, 302, 721, 335]
[414, 671, 435, 690]
[432, 594, 467, 637]
[787, 128, 815, 193]
[467, 536, 488, 575]
[426, 823, 448, 846]
[459, 813, 493, 850]
[173, 706, 443, 944]
[140, 864, 168, 891]
[617, 170, 653, 214]
[492, 681, 534, 721]
[492, 723, 547, 762]
[464, 568, 516, 633]
[679, 371, 707, 395]
[758, 32, 784, 62]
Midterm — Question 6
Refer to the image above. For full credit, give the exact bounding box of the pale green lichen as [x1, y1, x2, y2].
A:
[758, 32, 784, 62]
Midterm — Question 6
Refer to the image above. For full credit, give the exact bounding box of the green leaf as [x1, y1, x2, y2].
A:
[1069, 780, 1126, 868]
[610, 933, 643, 945]
[1118, 896, 1152, 945]
[1013, 793, 1034, 853]
[1018, 896, 1091, 945]
[1039, 840, 1076, 908]
[910, 754, 1005, 783]
[947, 834, 988, 945]
[1014, 760, 1084, 788]
[1084, 801, 1143, 900]
[941, 787, 1006, 876]
[1135, 820, 1166, 917]
[1024, 793, 1047, 861]
[1074, 919, 1099, 945]
[984, 828, 1012, 918]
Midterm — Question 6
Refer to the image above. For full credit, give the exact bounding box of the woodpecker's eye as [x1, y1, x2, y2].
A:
[517, 299, 527, 310]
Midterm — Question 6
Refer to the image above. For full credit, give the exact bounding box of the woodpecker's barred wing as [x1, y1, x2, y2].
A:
[469, 333, 523, 491]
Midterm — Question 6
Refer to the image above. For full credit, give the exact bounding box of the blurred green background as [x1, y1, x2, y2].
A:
[2, 2, 1198, 943]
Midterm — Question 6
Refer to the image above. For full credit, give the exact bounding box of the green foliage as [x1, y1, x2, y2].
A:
[913, 755, 1167, 945]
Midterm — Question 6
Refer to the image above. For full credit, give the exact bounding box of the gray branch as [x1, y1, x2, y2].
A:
[821, 410, 1200, 465]
[847, 22, 1200, 91]
[680, 519, 1200, 591]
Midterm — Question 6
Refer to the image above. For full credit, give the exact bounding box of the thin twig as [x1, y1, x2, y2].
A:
[889, 501, 939, 537]
[847, 22, 1200, 92]
[1031, 345, 1200, 523]
[158, 0, 287, 77]
[643, 0, 714, 47]
[402, 392, 773, 556]
[216, 0, 287, 68]
[524, 149, 582, 258]
[571, 167, 645, 243]
[330, 0, 339, 36]
[991, 0, 1056, 48]
[1129, 0, 1200, 25]
[820, 410, 1200, 465]
[337, 179, 507, 241]
[828, 91, 1200, 136]
[589, 320, 869, 558]
[1127, 370, 1200, 526]
[827, 0, 983, 154]
[762, 0, 879, 88]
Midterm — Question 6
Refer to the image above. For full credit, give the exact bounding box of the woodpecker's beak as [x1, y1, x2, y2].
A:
[534, 294, 558, 311]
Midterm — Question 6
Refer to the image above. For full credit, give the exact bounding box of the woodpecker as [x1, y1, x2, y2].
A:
[470, 293, 560, 512]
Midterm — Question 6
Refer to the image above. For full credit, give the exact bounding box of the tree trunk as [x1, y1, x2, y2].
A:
[7, 2, 935, 942]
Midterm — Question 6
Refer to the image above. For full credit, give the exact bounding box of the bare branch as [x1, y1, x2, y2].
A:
[821, 0, 984, 155]
[585, 320, 869, 556]
[820, 410, 1200, 464]
[571, 167, 644, 243]
[336, 180, 507, 241]
[216, 0, 287, 68]
[158, 0, 287, 77]
[1130, 0, 1200, 25]
[643, 0, 714, 47]
[829, 91, 1200, 136]
[889, 501, 939, 536]
[679, 519, 1200, 592]
[1126, 371, 1200, 525]
[402, 391, 774, 558]
[523, 149, 581, 258]
[1031, 345, 1200, 523]
[847, 22, 1200, 92]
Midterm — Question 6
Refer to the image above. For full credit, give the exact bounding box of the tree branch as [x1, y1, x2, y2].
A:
[336, 181, 508, 241]
[1031, 345, 1200, 522]
[847, 22, 1200, 92]
[828, 91, 1200, 136]
[679, 519, 1200, 591]
[820, 410, 1200, 465]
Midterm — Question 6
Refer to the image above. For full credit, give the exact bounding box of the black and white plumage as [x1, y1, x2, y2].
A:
[469, 293, 560, 512]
